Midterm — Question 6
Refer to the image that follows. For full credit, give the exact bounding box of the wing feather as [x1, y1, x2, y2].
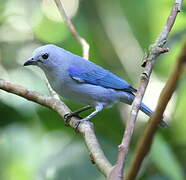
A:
[68, 64, 136, 93]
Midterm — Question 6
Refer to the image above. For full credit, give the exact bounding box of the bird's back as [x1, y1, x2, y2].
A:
[65, 51, 136, 93]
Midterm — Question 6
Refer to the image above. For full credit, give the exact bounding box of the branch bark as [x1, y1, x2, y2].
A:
[0, 79, 112, 176]
[54, 0, 90, 59]
[126, 42, 186, 180]
[108, 1, 183, 180]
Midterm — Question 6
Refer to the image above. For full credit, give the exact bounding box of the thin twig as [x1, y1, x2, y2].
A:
[46, 80, 61, 100]
[53, 0, 90, 59]
[48, 0, 90, 98]
[52, 0, 112, 175]
[0, 79, 112, 176]
[126, 42, 186, 180]
[108, 1, 183, 180]
[46, 2, 89, 97]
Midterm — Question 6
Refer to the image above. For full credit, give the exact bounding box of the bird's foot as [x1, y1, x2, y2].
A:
[64, 106, 92, 126]
[74, 118, 90, 131]
[64, 112, 82, 126]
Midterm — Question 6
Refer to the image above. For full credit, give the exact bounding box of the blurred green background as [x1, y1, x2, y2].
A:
[0, 0, 186, 179]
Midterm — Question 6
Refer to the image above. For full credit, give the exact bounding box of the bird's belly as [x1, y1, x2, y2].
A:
[53, 81, 119, 107]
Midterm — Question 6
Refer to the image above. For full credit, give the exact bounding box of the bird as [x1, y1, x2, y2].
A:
[24, 44, 167, 127]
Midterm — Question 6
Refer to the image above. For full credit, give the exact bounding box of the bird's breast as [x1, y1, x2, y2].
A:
[46, 72, 86, 103]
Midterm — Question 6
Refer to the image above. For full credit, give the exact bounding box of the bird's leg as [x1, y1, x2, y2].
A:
[75, 104, 103, 129]
[64, 105, 92, 125]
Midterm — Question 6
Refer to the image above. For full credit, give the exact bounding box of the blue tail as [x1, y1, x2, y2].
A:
[140, 103, 168, 127]
[120, 92, 168, 127]
[140, 103, 153, 116]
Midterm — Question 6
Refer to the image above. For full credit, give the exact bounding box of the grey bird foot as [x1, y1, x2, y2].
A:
[64, 112, 82, 126]
[74, 119, 89, 131]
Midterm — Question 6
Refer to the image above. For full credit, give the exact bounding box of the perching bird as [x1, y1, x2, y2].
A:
[24, 44, 167, 127]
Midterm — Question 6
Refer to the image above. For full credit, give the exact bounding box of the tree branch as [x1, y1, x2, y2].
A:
[126, 42, 186, 180]
[54, 0, 90, 59]
[0, 79, 112, 176]
[108, 1, 183, 180]
[0, 0, 112, 177]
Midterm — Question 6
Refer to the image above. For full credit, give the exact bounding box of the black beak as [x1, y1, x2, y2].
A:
[23, 58, 37, 66]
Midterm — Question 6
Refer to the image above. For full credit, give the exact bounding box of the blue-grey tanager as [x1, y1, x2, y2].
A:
[24, 44, 167, 127]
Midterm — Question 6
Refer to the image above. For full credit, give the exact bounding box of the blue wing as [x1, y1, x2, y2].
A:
[68, 64, 136, 93]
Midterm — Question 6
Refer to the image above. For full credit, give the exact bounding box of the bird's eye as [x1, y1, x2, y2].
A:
[42, 53, 49, 60]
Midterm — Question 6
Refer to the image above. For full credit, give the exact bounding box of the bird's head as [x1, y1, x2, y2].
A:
[24, 44, 65, 70]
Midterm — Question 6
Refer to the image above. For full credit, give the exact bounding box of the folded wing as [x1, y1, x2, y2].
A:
[68, 64, 136, 93]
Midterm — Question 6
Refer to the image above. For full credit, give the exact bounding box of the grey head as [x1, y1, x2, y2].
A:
[24, 44, 71, 71]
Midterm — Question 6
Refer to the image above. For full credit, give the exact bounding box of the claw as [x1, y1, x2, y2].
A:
[74, 120, 83, 131]
[64, 112, 82, 126]
[64, 113, 71, 126]
[63, 106, 92, 126]
[74, 119, 89, 131]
